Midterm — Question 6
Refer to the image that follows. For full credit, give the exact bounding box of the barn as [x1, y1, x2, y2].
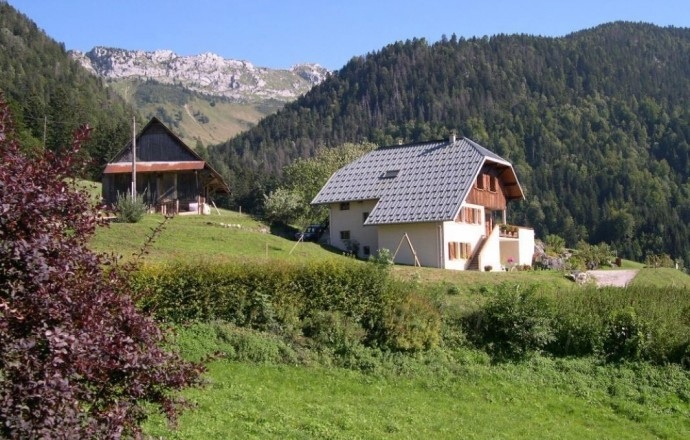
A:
[102, 117, 229, 214]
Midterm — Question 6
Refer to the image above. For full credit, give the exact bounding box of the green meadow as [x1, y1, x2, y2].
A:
[88, 212, 690, 439]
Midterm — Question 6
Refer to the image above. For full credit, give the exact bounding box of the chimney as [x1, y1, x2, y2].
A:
[397, 138, 403, 145]
[449, 131, 457, 143]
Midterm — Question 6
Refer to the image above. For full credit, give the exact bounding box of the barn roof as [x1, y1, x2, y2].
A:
[311, 137, 524, 225]
[103, 161, 206, 174]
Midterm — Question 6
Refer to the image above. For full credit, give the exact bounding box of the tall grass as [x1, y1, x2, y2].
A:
[549, 284, 690, 363]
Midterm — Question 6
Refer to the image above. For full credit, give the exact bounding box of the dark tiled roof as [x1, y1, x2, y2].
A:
[312, 137, 519, 225]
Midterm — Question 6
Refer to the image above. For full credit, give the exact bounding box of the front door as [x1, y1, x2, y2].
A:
[485, 210, 493, 236]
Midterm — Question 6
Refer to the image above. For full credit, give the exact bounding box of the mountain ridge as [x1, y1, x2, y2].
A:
[70, 47, 330, 103]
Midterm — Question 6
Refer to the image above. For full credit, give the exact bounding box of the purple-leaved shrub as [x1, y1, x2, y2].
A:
[0, 95, 203, 439]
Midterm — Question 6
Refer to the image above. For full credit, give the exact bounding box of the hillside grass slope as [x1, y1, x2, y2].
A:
[107, 79, 285, 147]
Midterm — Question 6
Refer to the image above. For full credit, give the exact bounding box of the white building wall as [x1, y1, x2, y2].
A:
[441, 220, 485, 270]
[499, 240, 520, 267]
[479, 227, 502, 271]
[328, 200, 378, 258]
[517, 227, 535, 265]
[377, 223, 442, 268]
[496, 228, 535, 269]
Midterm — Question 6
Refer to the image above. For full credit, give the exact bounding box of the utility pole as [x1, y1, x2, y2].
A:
[131, 116, 137, 198]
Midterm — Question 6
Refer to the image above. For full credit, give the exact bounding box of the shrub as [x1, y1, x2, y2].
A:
[220, 326, 298, 364]
[545, 234, 566, 255]
[471, 284, 555, 359]
[303, 311, 366, 354]
[644, 253, 675, 268]
[380, 293, 442, 351]
[549, 285, 690, 365]
[115, 191, 147, 223]
[0, 97, 200, 439]
[576, 241, 615, 269]
[441, 305, 469, 350]
[603, 308, 650, 362]
[369, 248, 394, 266]
[446, 284, 461, 295]
[551, 313, 605, 357]
[134, 260, 440, 352]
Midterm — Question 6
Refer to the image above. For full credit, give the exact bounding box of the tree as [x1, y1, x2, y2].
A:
[0, 96, 202, 438]
[544, 234, 566, 255]
[262, 187, 306, 226]
[271, 142, 376, 226]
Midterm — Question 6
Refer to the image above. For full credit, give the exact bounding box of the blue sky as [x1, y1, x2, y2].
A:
[9, 0, 690, 70]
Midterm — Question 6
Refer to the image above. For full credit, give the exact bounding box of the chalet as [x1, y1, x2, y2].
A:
[102, 117, 229, 214]
[311, 135, 534, 270]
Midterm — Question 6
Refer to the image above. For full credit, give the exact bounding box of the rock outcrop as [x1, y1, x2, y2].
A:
[70, 47, 330, 102]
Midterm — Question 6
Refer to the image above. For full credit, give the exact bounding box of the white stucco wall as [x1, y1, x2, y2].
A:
[378, 223, 442, 268]
[441, 220, 485, 270]
[499, 240, 520, 267]
[497, 228, 535, 268]
[517, 227, 535, 265]
[328, 200, 378, 258]
[479, 227, 502, 271]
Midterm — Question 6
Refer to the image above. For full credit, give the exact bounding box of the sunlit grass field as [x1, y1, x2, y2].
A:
[145, 360, 688, 440]
[86, 197, 690, 440]
[142, 323, 690, 440]
[89, 211, 336, 264]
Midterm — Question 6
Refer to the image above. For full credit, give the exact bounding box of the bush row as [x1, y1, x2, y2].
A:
[132, 260, 440, 351]
[462, 283, 690, 366]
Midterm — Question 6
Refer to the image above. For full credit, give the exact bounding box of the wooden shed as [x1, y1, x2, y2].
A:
[102, 117, 229, 214]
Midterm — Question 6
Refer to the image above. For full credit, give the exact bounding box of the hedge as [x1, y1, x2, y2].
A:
[131, 260, 440, 351]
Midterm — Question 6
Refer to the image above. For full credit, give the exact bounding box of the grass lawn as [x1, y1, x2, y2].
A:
[74, 178, 102, 204]
[628, 267, 690, 288]
[89, 211, 339, 264]
[144, 358, 690, 440]
[393, 264, 574, 290]
[90, 210, 690, 290]
[87, 208, 690, 439]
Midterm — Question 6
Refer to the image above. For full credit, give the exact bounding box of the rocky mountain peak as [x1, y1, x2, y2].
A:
[69, 46, 330, 102]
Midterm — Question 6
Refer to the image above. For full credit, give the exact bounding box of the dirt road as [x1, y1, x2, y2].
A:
[586, 270, 639, 287]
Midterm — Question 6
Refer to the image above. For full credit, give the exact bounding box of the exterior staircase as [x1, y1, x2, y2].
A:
[466, 235, 488, 270]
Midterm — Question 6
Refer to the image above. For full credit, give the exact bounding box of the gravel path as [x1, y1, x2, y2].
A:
[586, 270, 639, 287]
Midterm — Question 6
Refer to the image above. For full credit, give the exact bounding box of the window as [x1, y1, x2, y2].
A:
[339, 202, 350, 211]
[362, 212, 369, 223]
[340, 230, 350, 240]
[489, 176, 497, 192]
[475, 173, 486, 190]
[363, 246, 371, 256]
[448, 242, 472, 260]
[456, 207, 482, 225]
[380, 169, 400, 179]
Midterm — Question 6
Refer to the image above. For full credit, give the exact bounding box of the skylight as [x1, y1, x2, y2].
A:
[380, 169, 400, 179]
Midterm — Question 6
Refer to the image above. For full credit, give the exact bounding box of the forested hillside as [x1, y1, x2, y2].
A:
[0, 2, 133, 177]
[208, 22, 690, 264]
